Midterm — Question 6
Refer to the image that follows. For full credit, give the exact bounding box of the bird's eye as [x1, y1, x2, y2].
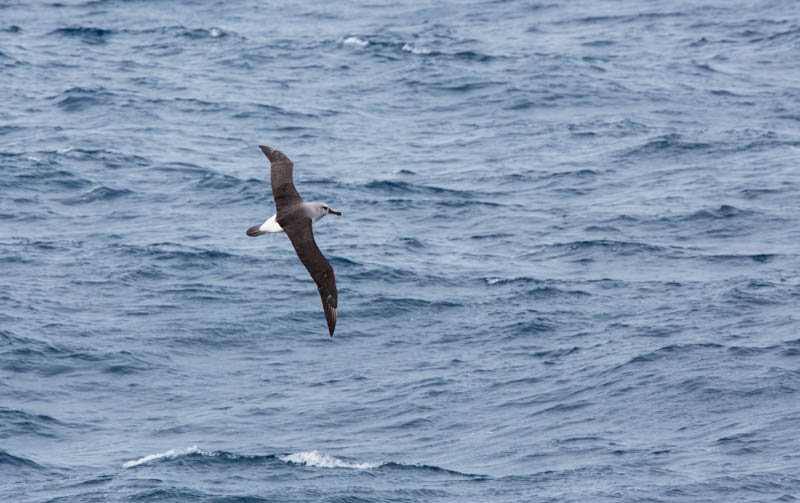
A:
[322, 206, 327, 210]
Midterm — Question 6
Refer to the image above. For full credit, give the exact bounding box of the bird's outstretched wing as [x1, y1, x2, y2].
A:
[259, 145, 302, 212]
[282, 218, 338, 336]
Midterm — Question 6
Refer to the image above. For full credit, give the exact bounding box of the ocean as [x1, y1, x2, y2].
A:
[2, 0, 800, 501]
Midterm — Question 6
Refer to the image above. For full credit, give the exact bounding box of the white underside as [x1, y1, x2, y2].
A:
[259, 214, 284, 233]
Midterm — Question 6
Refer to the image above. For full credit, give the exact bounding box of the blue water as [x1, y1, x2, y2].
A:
[2, 0, 800, 501]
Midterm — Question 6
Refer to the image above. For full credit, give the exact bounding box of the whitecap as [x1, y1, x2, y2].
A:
[122, 445, 209, 468]
[402, 43, 430, 55]
[209, 27, 223, 38]
[57, 146, 73, 154]
[278, 450, 380, 470]
[342, 36, 368, 47]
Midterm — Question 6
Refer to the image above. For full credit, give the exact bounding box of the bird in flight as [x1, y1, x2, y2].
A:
[246, 146, 342, 337]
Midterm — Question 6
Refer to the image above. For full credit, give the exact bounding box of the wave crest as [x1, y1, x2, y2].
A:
[278, 450, 380, 470]
[122, 446, 379, 470]
[121, 447, 481, 476]
[341, 36, 368, 47]
[123, 445, 210, 468]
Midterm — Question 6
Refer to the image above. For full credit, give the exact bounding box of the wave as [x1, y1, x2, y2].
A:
[624, 343, 725, 366]
[486, 276, 542, 286]
[402, 43, 431, 55]
[485, 277, 591, 299]
[180, 27, 226, 39]
[703, 253, 777, 264]
[561, 11, 685, 26]
[28, 146, 151, 172]
[278, 450, 380, 469]
[598, 205, 774, 239]
[755, 26, 800, 46]
[341, 36, 369, 47]
[0, 449, 46, 472]
[107, 242, 239, 265]
[521, 240, 676, 261]
[122, 447, 379, 470]
[360, 296, 462, 316]
[50, 26, 112, 44]
[232, 102, 320, 121]
[339, 36, 495, 61]
[347, 264, 457, 288]
[194, 172, 247, 191]
[61, 185, 134, 205]
[680, 204, 754, 221]
[9, 165, 93, 193]
[620, 133, 712, 159]
[739, 188, 784, 200]
[111, 24, 240, 43]
[121, 446, 482, 477]
[0, 51, 19, 68]
[123, 445, 208, 468]
[721, 281, 787, 307]
[2, 335, 158, 378]
[363, 180, 487, 199]
[0, 407, 65, 438]
[188, 174, 276, 207]
[503, 317, 556, 337]
[54, 86, 118, 112]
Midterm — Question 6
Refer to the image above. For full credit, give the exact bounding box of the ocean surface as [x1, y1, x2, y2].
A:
[2, 0, 800, 501]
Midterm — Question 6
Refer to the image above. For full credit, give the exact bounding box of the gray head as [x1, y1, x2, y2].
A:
[307, 201, 342, 222]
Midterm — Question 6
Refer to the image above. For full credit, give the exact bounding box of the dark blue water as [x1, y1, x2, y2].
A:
[2, 0, 800, 501]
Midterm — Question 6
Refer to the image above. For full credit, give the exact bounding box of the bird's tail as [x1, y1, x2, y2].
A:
[246, 224, 267, 237]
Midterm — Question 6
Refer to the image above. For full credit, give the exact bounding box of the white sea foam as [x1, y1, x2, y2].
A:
[122, 445, 208, 468]
[342, 36, 368, 47]
[57, 146, 73, 154]
[209, 27, 223, 38]
[402, 43, 431, 55]
[278, 450, 380, 470]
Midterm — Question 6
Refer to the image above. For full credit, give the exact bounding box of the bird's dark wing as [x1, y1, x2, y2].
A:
[283, 218, 338, 337]
[259, 145, 302, 213]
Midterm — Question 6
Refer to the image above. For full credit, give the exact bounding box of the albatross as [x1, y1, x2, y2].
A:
[246, 145, 342, 337]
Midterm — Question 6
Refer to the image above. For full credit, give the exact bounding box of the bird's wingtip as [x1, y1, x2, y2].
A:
[246, 224, 266, 237]
[327, 305, 337, 337]
[258, 145, 289, 163]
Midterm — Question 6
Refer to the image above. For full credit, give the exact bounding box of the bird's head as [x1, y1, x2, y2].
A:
[312, 202, 342, 221]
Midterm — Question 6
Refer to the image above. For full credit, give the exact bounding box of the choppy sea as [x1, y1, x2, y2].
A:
[2, 0, 800, 501]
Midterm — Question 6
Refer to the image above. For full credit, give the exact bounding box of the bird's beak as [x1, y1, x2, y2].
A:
[328, 208, 342, 216]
